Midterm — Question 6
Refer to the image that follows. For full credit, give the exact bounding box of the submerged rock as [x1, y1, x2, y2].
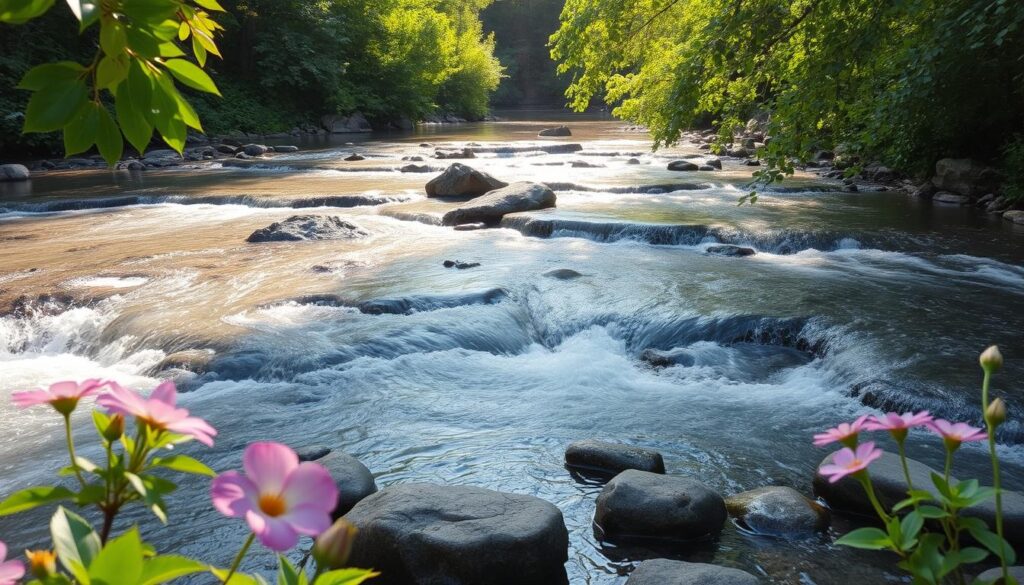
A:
[725, 486, 829, 536]
[441, 182, 556, 226]
[594, 470, 726, 541]
[542, 268, 583, 280]
[640, 348, 696, 368]
[319, 451, 377, 518]
[295, 445, 332, 462]
[150, 349, 215, 375]
[1, 164, 30, 181]
[274, 145, 299, 153]
[344, 153, 365, 161]
[357, 288, 507, 315]
[626, 559, 760, 585]
[425, 163, 508, 198]
[706, 244, 756, 257]
[435, 147, 476, 159]
[667, 160, 699, 172]
[626, 158, 641, 165]
[452, 222, 487, 231]
[932, 191, 971, 205]
[565, 440, 665, 476]
[400, 164, 432, 173]
[1002, 210, 1024, 224]
[246, 215, 369, 242]
[539, 125, 572, 137]
[442, 259, 481, 269]
[571, 160, 603, 168]
[344, 483, 569, 585]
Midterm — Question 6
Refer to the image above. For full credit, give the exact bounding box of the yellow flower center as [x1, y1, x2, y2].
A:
[258, 493, 287, 517]
[26, 550, 57, 578]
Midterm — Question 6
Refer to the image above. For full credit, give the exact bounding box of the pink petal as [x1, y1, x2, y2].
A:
[281, 503, 332, 536]
[150, 381, 178, 406]
[832, 448, 855, 467]
[211, 471, 259, 518]
[49, 380, 83, 398]
[244, 442, 298, 494]
[246, 510, 299, 551]
[0, 560, 25, 584]
[98, 384, 147, 417]
[819, 465, 851, 483]
[281, 462, 338, 511]
[11, 389, 51, 408]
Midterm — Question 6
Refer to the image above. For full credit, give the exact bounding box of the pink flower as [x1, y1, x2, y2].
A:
[813, 415, 870, 447]
[819, 442, 884, 483]
[864, 411, 934, 441]
[0, 541, 25, 585]
[927, 419, 987, 448]
[98, 381, 216, 446]
[211, 442, 338, 551]
[12, 379, 106, 415]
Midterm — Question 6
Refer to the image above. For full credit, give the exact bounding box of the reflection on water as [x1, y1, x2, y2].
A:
[1, 116, 1023, 584]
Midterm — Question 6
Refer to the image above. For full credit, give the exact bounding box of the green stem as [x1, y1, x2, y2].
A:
[223, 533, 256, 584]
[896, 440, 919, 512]
[857, 473, 891, 523]
[982, 370, 1010, 585]
[63, 413, 86, 487]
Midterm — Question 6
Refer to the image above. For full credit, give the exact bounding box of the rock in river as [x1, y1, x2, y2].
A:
[441, 182, 556, 226]
[539, 125, 572, 137]
[667, 160, 699, 172]
[319, 451, 378, 518]
[1004, 210, 1024, 225]
[543, 268, 583, 280]
[725, 486, 829, 536]
[565, 440, 665, 476]
[344, 483, 569, 585]
[594, 470, 727, 541]
[425, 163, 508, 198]
[242, 144, 268, 156]
[626, 559, 760, 585]
[0, 163, 30, 181]
[932, 191, 971, 205]
[706, 244, 756, 257]
[246, 215, 369, 243]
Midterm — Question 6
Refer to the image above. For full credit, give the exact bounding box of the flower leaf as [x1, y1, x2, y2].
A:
[835, 527, 892, 550]
[50, 506, 101, 582]
[140, 555, 208, 585]
[89, 527, 144, 584]
[151, 454, 215, 477]
[315, 568, 381, 585]
[0, 485, 75, 515]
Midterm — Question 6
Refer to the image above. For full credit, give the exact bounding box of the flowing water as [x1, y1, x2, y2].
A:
[1, 113, 1023, 584]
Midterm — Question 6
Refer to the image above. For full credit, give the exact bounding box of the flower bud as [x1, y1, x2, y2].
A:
[313, 519, 358, 570]
[986, 397, 1007, 427]
[25, 550, 56, 580]
[103, 414, 125, 442]
[980, 345, 1003, 373]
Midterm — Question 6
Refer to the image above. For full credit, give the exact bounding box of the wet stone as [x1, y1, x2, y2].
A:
[594, 470, 726, 541]
[626, 559, 760, 585]
[319, 451, 377, 518]
[725, 486, 829, 536]
[566, 440, 665, 476]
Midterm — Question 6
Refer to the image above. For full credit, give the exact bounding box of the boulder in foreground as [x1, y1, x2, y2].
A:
[565, 439, 665, 476]
[246, 215, 369, 242]
[0, 163, 30, 181]
[441, 182, 556, 226]
[626, 559, 760, 585]
[425, 163, 507, 198]
[594, 469, 726, 541]
[345, 483, 569, 585]
[319, 451, 378, 518]
[725, 486, 829, 536]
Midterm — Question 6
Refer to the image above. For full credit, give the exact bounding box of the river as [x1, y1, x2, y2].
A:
[1, 113, 1023, 584]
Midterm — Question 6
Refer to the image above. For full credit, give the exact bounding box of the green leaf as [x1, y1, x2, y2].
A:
[92, 410, 112, 436]
[140, 555, 207, 585]
[163, 58, 220, 95]
[210, 568, 267, 585]
[151, 454, 215, 477]
[931, 472, 953, 500]
[0, 0, 56, 23]
[23, 78, 89, 133]
[0, 485, 75, 515]
[97, 54, 129, 90]
[100, 19, 127, 56]
[50, 506, 101, 583]
[315, 568, 380, 585]
[124, 472, 175, 523]
[178, 20, 190, 41]
[965, 522, 1017, 565]
[191, 35, 207, 67]
[64, 101, 100, 156]
[959, 546, 989, 565]
[89, 527, 144, 584]
[96, 105, 124, 166]
[18, 61, 85, 90]
[192, 0, 224, 12]
[835, 527, 892, 550]
[916, 505, 946, 519]
[74, 484, 107, 506]
[277, 555, 308, 585]
[117, 64, 154, 154]
[899, 510, 924, 550]
[149, 71, 187, 152]
[158, 42, 187, 58]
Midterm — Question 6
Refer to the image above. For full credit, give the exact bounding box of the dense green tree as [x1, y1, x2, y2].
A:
[551, 0, 1024, 184]
[482, 0, 569, 107]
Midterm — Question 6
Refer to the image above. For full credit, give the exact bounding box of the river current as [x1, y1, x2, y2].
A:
[1, 114, 1023, 584]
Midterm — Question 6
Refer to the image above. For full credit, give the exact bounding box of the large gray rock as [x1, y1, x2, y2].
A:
[667, 160, 699, 172]
[626, 559, 760, 585]
[1003, 210, 1024, 225]
[706, 244, 755, 257]
[425, 163, 507, 198]
[319, 451, 378, 518]
[725, 486, 829, 536]
[565, 440, 665, 476]
[539, 125, 572, 137]
[814, 451, 1024, 546]
[932, 158, 1000, 197]
[0, 164, 30, 181]
[246, 215, 368, 243]
[322, 112, 372, 133]
[594, 470, 726, 541]
[976, 566, 1024, 584]
[242, 144, 268, 156]
[441, 182, 555, 226]
[344, 483, 569, 585]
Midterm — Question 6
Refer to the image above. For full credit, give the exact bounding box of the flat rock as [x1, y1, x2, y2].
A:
[933, 191, 972, 205]
[667, 160, 699, 172]
[539, 125, 572, 137]
[814, 451, 1024, 546]
[344, 483, 569, 585]
[274, 145, 299, 153]
[425, 163, 508, 198]
[725, 486, 829, 536]
[542, 268, 583, 280]
[706, 244, 756, 257]
[594, 470, 726, 541]
[565, 440, 665, 476]
[246, 215, 368, 243]
[242, 144, 268, 156]
[400, 164, 432, 173]
[452, 222, 487, 231]
[626, 559, 760, 585]
[1003, 210, 1024, 224]
[441, 182, 556, 226]
[1, 163, 30, 181]
[442, 259, 481, 269]
[319, 451, 377, 518]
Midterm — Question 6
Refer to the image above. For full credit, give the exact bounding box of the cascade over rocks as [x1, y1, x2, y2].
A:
[626, 559, 761, 585]
[594, 470, 727, 541]
[725, 486, 829, 536]
[319, 451, 378, 518]
[1, 163, 31, 181]
[932, 158, 1000, 197]
[814, 451, 1024, 545]
[246, 215, 369, 242]
[441, 182, 556, 226]
[565, 440, 665, 476]
[344, 483, 569, 585]
[425, 163, 508, 198]
[539, 125, 572, 137]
